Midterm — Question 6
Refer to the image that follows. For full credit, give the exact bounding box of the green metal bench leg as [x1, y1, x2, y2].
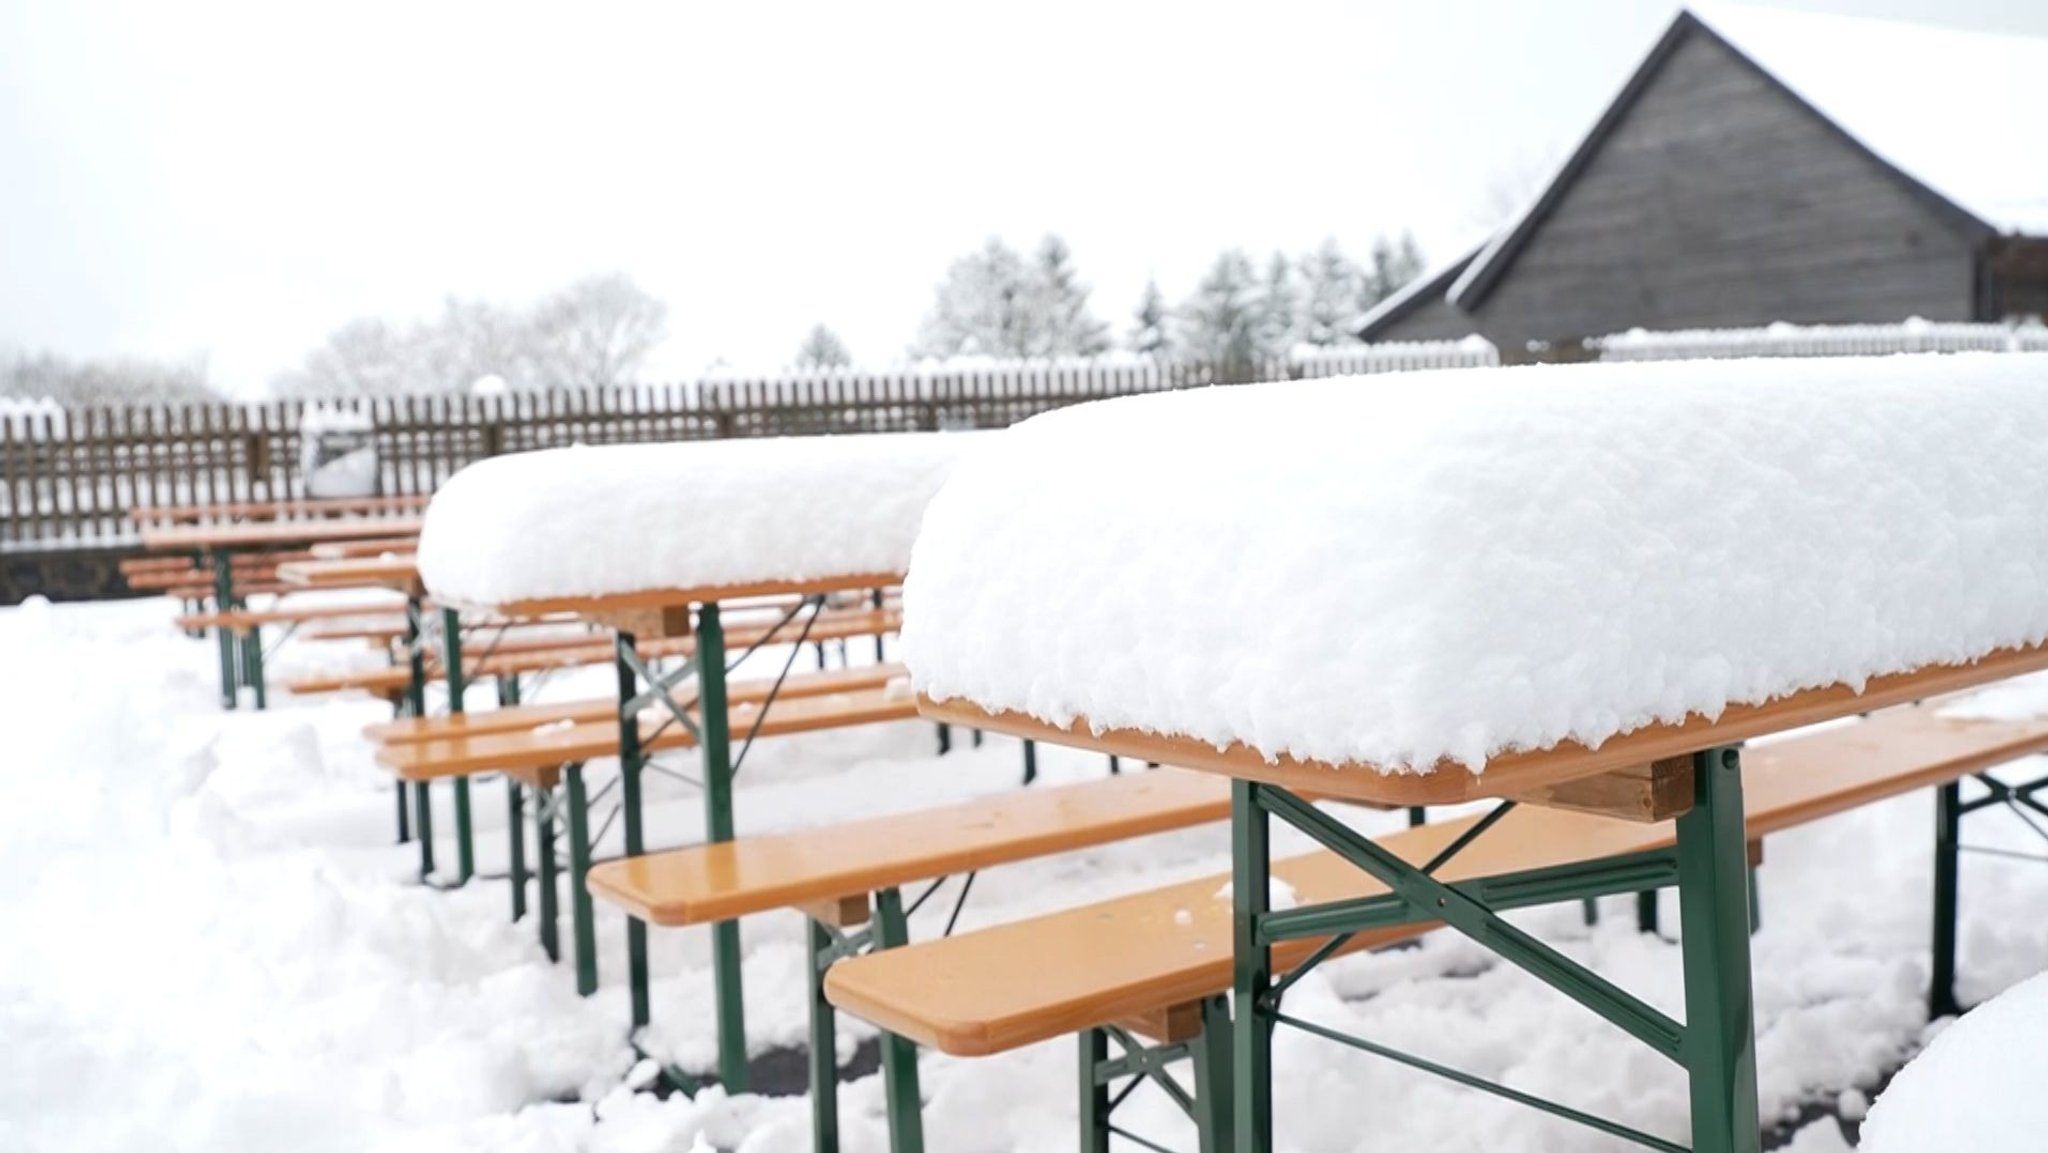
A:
[537, 784, 560, 963]
[506, 778, 527, 922]
[1931, 780, 1962, 1018]
[698, 605, 751, 1091]
[1079, 1029, 1111, 1153]
[808, 918, 842, 1153]
[1638, 890, 1660, 935]
[616, 633, 652, 1033]
[453, 778, 475, 886]
[395, 780, 411, 844]
[936, 724, 951, 754]
[1230, 779, 1274, 1153]
[414, 781, 435, 880]
[874, 886, 925, 1153]
[1022, 739, 1037, 785]
[1675, 746, 1761, 1153]
[211, 550, 238, 710]
[567, 763, 597, 995]
[245, 625, 268, 710]
[1192, 996, 1235, 1153]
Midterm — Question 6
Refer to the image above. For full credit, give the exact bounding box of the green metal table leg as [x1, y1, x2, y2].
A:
[414, 781, 436, 880]
[1931, 780, 1962, 1017]
[616, 632, 652, 1033]
[871, 588, 886, 664]
[1676, 746, 1761, 1153]
[212, 550, 238, 710]
[1022, 739, 1037, 785]
[1231, 779, 1273, 1153]
[567, 763, 597, 995]
[402, 596, 427, 721]
[698, 604, 750, 1091]
[245, 624, 268, 710]
[441, 608, 474, 886]
[506, 778, 526, 921]
[1079, 1029, 1111, 1153]
[808, 917, 842, 1153]
[1192, 995, 1235, 1153]
[395, 780, 411, 845]
[936, 724, 951, 755]
[537, 783, 560, 963]
[874, 887, 925, 1153]
[1638, 890, 1660, 936]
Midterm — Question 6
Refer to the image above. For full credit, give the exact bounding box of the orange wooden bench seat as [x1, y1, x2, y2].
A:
[824, 705, 2048, 1057]
[375, 685, 920, 782]
[173, 602, 408, 634]
[363, 662, 908, 746]
[586, 767, 1228, 928]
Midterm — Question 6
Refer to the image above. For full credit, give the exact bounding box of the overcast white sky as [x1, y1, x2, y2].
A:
[4, 0, 2045, 396]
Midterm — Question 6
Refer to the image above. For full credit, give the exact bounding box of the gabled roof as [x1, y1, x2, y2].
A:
[1448, 4, 2045, 312]
[1353, 241, 1483, 341]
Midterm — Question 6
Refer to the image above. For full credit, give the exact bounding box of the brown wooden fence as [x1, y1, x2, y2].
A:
[1, 346, 1496, 553]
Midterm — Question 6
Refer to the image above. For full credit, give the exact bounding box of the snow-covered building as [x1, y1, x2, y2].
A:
[1359, 4, 2048, 347]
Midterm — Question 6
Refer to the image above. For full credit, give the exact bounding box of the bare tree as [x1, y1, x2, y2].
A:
[524, 274, 668, 389]
[3, 346, 220, 404]
[794, 324, 853, 370]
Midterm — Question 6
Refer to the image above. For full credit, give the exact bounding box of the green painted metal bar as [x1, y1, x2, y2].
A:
[871, 588, 886, 664]
[212, 549, 238, 709]
[937, 724, 951, 754]
[1260, 786, 1687, 1061]
[1022, 739, 1038, 785]
[1675, 745, 1761, 1153]
[873, 886, 925, 1153]
[808, 917, 842, 1153]
[536, 781, 560, 963]
[244, 623, 267, 710]
[441, 609, 474, 886]
[1192, 996, 1234, 1153]
[567, 763, 597, 995]
[1638, 890, 1660, 936]
[695, 603, 749, 1091]
[1080, 1029, 1111, 1153]
[394, 779, 410, 845]
[1273, 1011, 1686, 1153]
[506, 779, 527, 922]
[1231, 779, 1274, 1153]
[615, 631, 652, 1033]
[413, 781, 435, 880]
[1420, 800, 1515, 874]
[403, 596, 427, 720]
[1932, 779, 1961, 1017]
[501, 676, 527, 923]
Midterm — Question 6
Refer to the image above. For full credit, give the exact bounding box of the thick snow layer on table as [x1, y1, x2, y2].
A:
[416, 432, 977, 607]
[1860, 968, 2048, 1152]
[1694, 3, 2048, 235]
[905, 353, 2048, 773]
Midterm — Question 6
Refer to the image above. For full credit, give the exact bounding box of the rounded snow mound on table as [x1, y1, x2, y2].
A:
[416, 431, 984, 607]
[1859, 967, 2048, 1152]
[903, 352, 2048, 775]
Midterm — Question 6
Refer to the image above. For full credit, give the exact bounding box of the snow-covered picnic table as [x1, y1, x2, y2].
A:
[897, 351, 2048, 1153]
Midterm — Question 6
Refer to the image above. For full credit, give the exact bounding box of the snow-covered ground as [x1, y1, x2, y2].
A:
[7, 595, 2048, 1152]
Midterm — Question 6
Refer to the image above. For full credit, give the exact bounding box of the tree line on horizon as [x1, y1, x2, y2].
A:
[2, 234, 1427, 404]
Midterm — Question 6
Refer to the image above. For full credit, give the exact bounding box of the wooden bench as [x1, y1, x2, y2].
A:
[585, 767, 1233, 1118]
[820, 705, 2048, 1151]
[363, 662, 906, 746]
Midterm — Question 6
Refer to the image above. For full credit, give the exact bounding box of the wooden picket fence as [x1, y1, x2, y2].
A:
[1, 345, 1496, 550]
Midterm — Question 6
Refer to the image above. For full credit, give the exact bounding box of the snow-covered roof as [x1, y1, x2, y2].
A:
[1694, 3, 2048, 236]
[416, 432, 981, 609]
[1448, 4, 2048, 310]
[1352, 239, 1486, 341]
[903, 353, 2048, 775]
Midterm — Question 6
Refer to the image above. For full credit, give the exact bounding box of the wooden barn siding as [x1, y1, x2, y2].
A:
[1468, 27, 1981, 347]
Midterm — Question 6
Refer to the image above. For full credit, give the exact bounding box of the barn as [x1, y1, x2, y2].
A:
[1359, 3, 2048, 347]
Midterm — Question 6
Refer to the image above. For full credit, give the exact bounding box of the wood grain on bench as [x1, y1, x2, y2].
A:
[825, 706, 2048, 1056]
[587, 768, 1230, 926]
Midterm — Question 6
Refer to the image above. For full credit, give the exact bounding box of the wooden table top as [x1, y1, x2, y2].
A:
[140, 516, 426, 553]
[919, 641, 2048, 807]
[127, 495, 430, 524]
[276, 557, 423, 595]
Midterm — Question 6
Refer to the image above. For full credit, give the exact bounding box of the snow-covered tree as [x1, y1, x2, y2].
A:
[794, 323, 853, 370]
[912, 238, 1034, 360]
[1026, 235, 1110, 358]
[1128, 279, 1172, 358]
[523, 273, 668, 389]
[1, 347, 219, 404]
[1299, 238, 1366, 346]
[1176, 249, 1264, 379]
[913, 234, 1112, 360]
[1258, 252, 1300, 356]
[1363, 231, 1428, 309]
